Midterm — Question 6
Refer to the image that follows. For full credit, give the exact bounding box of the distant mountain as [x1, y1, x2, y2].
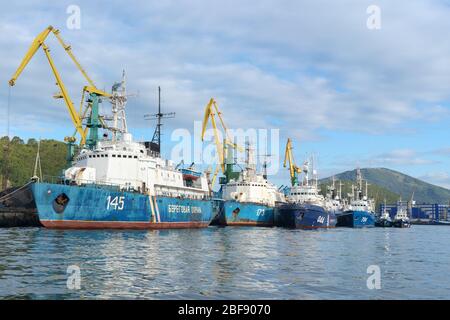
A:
[321, 168, 450, 204]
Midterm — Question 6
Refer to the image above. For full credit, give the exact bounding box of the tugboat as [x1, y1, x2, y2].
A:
[213, 142, 285, 227]
[336, 169, 375, 228]
[275, 139, 336, 229]
[393, 200, 411, 228]
[375, 200, 393, 227]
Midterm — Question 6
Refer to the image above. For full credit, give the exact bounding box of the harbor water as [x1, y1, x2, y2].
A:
[0, 225, 449, 299]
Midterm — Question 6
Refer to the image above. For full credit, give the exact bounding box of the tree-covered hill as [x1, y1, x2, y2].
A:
[0, 136, 67, 188]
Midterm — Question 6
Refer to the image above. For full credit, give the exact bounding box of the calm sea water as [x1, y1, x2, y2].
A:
[0, 225, 449, 299]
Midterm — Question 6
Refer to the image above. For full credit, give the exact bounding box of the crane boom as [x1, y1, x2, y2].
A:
[9, 26, 96, 88]
[8, 25, 111, 148]
[284, 138, 301, 186]
[201, 98, 243, 186]
[41, 44, 85, 142]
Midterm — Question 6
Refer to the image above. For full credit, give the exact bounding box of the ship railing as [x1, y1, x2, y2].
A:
[40, 175, 143, 192]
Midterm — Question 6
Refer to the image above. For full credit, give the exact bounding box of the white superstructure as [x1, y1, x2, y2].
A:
[220, 143, 285, 206]
[286, 159, 326, 207]
[325, 177, 345, 213]
[63, 75, 210, 200]
[394, 200, 410, 221]
[345, 168, 375, 213]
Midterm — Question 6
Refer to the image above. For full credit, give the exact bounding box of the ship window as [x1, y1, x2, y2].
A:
[128, 155, 132, 158]
[134, 156, 137, 159]
[118, 155, 122, 158]
[112, 154, 116, 157]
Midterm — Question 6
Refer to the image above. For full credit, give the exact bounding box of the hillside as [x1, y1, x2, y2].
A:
[322, 168, 450, 204]
[0, 136, 67, 188]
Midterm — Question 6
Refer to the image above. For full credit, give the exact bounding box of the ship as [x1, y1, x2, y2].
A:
[213, 142, 285, 227]
[335, 168, 376, 228]
[375, 200, 393, 227]
[275, 139, 336, 229]
[28, 77, 218, 229]
[324, 176, 345, 216]
[392, 200, 411, 228]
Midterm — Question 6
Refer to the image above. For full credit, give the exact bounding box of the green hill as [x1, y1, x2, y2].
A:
[0, 136, 67, 188]
[322, 168, 450, 204]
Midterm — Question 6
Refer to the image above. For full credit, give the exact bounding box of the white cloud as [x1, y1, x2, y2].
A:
[2, 0, 450, 141]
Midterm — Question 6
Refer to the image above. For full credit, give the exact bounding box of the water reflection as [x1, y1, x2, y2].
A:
[0, 226, 449, 299]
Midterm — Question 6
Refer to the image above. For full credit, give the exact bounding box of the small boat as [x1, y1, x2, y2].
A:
[392, 201, 411, 228]
[375, 201, 393, 227]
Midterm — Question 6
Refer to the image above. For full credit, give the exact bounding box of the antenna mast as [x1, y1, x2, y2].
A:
[144, 86, 175, 156]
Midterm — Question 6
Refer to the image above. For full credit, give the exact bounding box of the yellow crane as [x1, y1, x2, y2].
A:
[8, 25, 110, 147]
[201, 98, 243, 186]
[284, 138, 302, 186]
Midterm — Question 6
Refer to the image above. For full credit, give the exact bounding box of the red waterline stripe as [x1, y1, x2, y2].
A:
[39, 220, 210, 230]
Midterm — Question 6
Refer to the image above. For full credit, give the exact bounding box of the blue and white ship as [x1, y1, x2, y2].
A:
[29, 77, 217, 229]
[214, 143, 285, 227]
[275, 139, 336, 229]
[336, 169, 375, 228]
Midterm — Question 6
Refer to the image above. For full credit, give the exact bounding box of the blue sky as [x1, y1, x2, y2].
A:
[1, 0, 450, 188]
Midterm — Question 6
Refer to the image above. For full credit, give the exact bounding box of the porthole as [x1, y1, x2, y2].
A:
[52, 193, 70, 213]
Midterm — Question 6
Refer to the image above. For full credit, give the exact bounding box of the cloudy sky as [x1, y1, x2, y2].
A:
[1, 0, 450, 188]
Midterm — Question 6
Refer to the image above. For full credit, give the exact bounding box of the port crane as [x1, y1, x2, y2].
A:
[8, 25, 111, 151]
[283, 138, 302, 186]
[201, 98, 243, 186]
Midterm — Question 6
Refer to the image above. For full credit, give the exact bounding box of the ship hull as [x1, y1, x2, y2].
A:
[375, 218, 393, 228]
[212, 200, 274, 227]
[336, 210, 375, 228]
[393, 219, 411, 228]
[275, 203, 336, 229]
[30, 182, 216, 229]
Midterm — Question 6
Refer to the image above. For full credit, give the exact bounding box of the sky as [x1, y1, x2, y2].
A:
[0, 0, 450, 188]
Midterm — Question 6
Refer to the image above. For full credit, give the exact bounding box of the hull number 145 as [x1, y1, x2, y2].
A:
[107, 196, 125, 210]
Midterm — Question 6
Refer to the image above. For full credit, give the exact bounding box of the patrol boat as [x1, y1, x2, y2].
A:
[214, 142, 285, 226]
[275, 139, 336, 229]
[30, 78, 217, 229]
[336, 169, 376, 228]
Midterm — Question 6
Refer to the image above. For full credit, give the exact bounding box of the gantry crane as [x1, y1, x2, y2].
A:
[284, 138, 302, 186]
[8, 25, 111, 152]
[201, 98, 243, 186]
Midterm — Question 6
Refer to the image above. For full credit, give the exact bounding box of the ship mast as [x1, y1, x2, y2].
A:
[144, 86, 175, 156]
